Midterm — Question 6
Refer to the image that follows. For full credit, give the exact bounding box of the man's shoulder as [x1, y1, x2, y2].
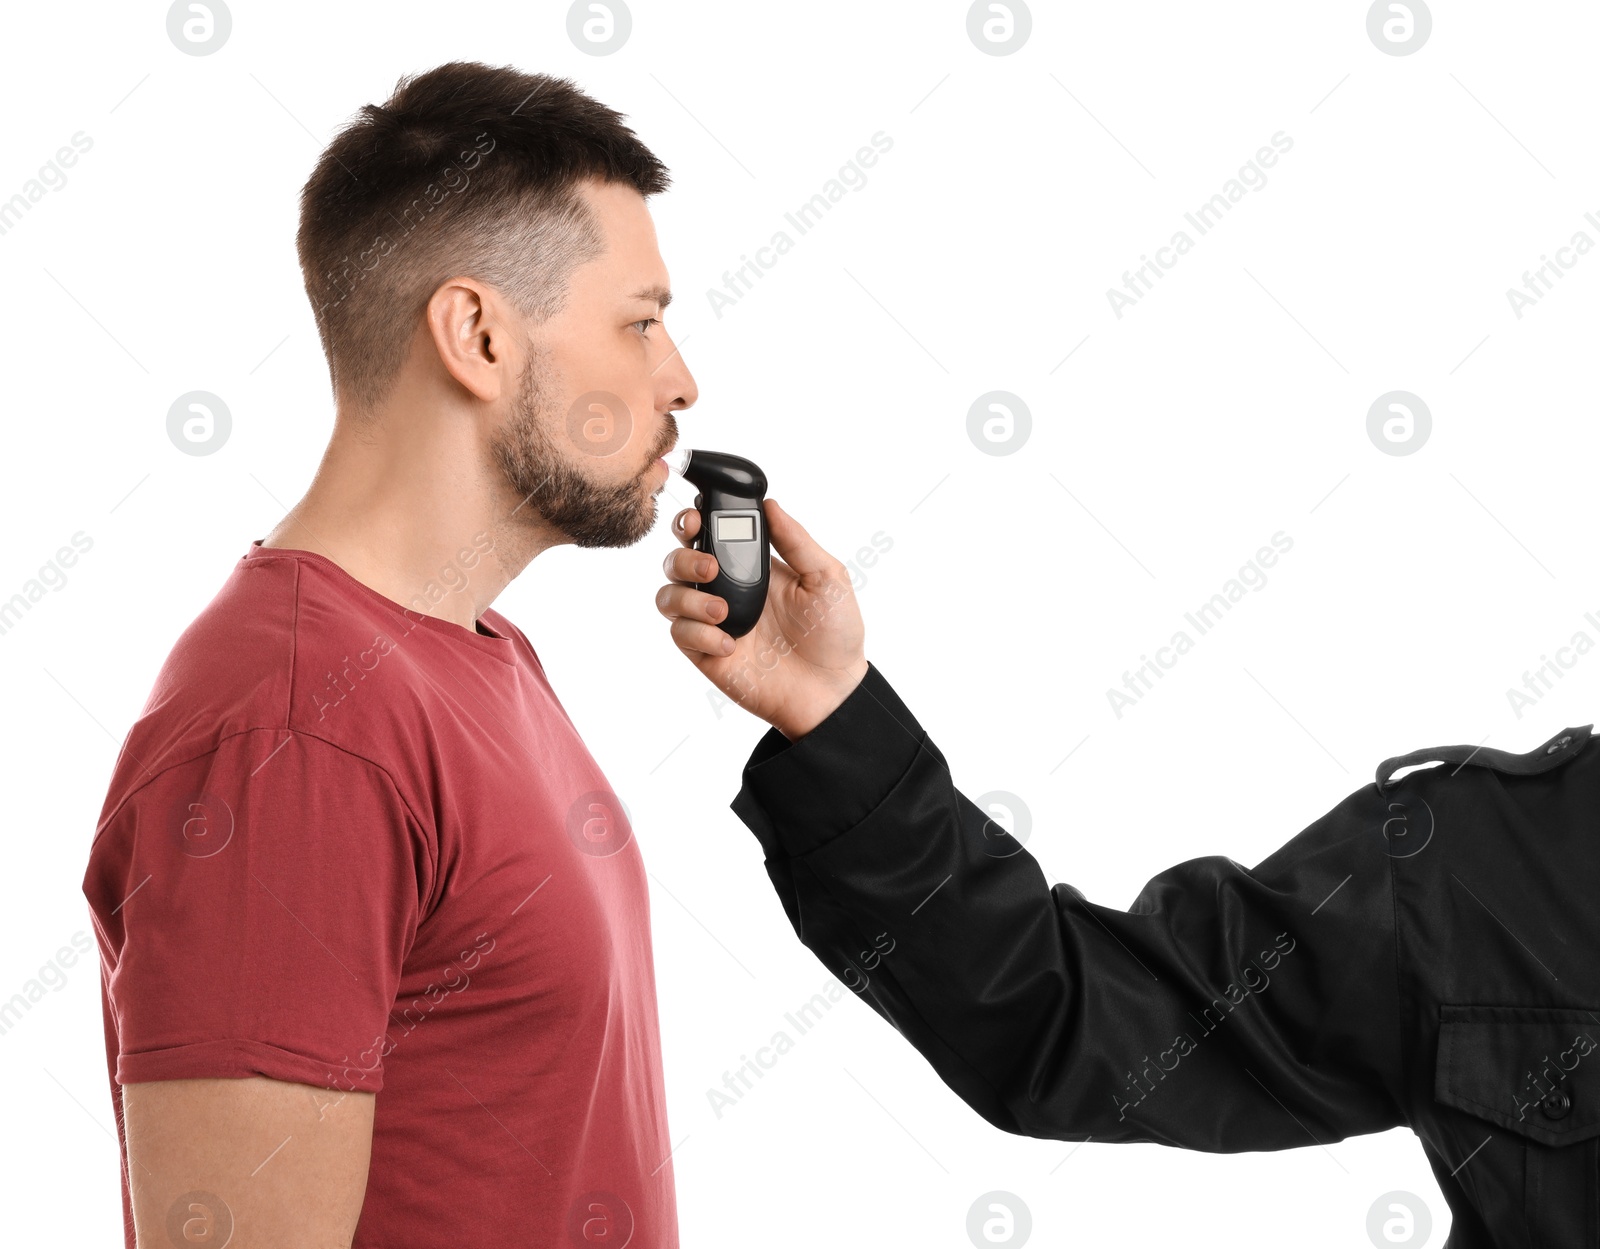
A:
[162, 547, 409, 725]
[99, 548, 418, 819]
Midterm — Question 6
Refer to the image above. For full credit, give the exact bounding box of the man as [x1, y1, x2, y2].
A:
[83, 63, 695, 1246]
[656, 507, 1600, 1248]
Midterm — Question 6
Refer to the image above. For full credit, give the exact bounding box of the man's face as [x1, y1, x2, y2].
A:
[490, 177, 697, 548]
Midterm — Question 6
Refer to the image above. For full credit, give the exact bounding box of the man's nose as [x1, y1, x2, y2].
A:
[656, 337, 697, 411]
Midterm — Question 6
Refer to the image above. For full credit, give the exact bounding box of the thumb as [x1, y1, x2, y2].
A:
[763, 498, 837, 578]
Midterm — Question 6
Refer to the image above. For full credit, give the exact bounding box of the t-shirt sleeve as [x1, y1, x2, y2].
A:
[82, 728, 433, 1093]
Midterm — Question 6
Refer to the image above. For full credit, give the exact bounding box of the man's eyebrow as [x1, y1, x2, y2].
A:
[630, 285, 672, 310]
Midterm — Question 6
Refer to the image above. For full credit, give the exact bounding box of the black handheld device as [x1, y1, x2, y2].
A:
[674, 449, 769, 637]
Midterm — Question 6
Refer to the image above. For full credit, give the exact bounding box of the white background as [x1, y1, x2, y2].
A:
[3, 1, 1597, 1245]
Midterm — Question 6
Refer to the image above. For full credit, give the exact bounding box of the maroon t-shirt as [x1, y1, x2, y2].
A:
[82, 540, 678, 1247]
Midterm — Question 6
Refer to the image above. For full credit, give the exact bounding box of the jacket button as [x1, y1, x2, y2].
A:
[1540, 1088, 1573, 1120]
[1546, 735, 1573, 754]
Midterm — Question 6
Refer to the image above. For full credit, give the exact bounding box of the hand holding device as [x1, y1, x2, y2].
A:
[655, 488, 868, 741]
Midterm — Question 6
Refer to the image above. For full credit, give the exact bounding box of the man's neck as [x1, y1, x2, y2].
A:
[260, 418, 558, 633]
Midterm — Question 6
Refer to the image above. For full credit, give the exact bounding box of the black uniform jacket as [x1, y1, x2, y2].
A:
[729, 662, 1600, 1248]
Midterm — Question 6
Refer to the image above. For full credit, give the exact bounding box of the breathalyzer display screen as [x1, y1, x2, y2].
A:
[716, 515, 756, 541]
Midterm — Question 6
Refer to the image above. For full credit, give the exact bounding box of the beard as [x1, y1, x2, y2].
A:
[490, 345, 677, 549]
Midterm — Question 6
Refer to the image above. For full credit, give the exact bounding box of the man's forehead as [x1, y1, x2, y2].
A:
[570, 178, 671, 307]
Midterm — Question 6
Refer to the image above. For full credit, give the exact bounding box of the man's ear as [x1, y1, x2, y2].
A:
[425, 277, 512, 403]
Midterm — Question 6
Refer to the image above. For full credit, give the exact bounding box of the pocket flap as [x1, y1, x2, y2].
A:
[1435, 1005, 1600, 1146]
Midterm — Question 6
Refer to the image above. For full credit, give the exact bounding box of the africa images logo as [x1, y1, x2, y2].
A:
[565, 790, 633, 857]
[1379, 796, 1433, 858]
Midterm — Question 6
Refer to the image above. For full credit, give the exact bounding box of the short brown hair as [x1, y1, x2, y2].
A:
[295, 61, 670, 412]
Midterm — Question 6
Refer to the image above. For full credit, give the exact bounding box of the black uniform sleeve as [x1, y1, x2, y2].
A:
[730, 662, 1410, 1150]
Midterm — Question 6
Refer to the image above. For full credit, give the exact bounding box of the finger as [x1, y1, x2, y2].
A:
[670, 615, 737, 657]
[763, 498, 841, 580]
[672, 508, 700, 547]
[661, 546, 718, 585]
[655, 582, 728, 624]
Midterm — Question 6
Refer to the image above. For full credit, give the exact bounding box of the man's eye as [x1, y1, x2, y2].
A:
[633, 318, 661, 335]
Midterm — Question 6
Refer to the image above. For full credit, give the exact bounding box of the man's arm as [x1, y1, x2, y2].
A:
[123, 1077, 373, 1247]
[729, 661, 1409, 1149]
[84, 730, 431, 1246]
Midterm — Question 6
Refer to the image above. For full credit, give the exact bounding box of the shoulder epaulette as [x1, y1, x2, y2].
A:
[1375, 724, 1592, 794]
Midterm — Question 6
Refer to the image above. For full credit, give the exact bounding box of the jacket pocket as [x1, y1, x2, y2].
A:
[1435, 1005, 1600, 1247]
